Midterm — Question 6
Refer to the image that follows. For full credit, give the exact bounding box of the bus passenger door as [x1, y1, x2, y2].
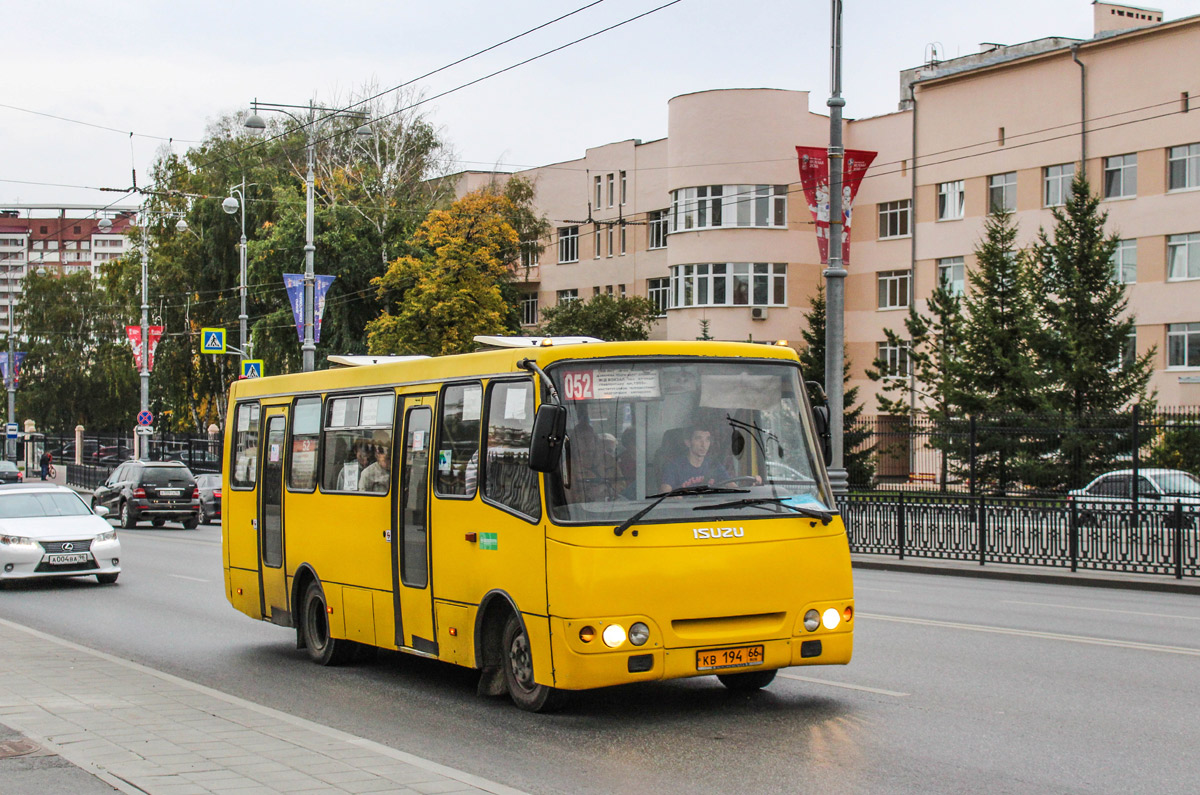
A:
[259, 409, 289, 624]
[393, 399, 436, 653]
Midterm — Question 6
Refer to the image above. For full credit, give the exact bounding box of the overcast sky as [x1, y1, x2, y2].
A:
[3, 0, 1198, 209]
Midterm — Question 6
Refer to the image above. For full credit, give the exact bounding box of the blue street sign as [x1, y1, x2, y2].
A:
[137, 410, 153, 427]
[200, 327, 226, 354]
[5, 423, 17, 440]
[241, 360, 264, 379]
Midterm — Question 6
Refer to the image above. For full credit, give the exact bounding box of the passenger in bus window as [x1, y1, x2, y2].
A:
[660, 426, 729, 491]
[359, 431, 392, 493]
[337, 438, 371, 491]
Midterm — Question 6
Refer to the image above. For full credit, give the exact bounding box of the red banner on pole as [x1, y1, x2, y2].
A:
[796, 146, 877, 266]
[126, 325, 165, 372]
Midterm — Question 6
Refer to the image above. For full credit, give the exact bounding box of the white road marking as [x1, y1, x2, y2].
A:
[778, 672, 909, 697]
[861, 612, 1200, 656]
[169, 574, 209, 583]
[853, 587, 900, 593]
[1002, 599, 1200, 622]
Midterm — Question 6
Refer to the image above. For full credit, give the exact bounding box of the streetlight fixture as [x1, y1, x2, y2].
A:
[222, 183, 255, 360]
[244, 99, 371, 372]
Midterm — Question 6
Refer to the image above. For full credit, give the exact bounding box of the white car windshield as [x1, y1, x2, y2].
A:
[545, 359, 830, 524]
[0, 492, 92, 518]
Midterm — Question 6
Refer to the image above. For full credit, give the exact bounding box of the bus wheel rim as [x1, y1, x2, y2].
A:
[509, 633, 534, 690]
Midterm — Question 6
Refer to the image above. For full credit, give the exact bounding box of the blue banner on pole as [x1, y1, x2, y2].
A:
[0, 352, 27, 385]
[283, 274, 336, 344]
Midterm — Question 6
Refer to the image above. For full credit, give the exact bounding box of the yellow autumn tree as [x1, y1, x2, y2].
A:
[366, 190, 519, 356]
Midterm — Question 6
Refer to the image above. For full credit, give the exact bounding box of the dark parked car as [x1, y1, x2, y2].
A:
[91, 461, 200, 529]
[195, 473, 221, 525]
[0, 460, 24, 484]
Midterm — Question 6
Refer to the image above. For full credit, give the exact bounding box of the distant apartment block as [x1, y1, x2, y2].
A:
[454, 3, 1200, 406]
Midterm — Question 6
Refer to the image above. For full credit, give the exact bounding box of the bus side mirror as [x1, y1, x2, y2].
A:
[811, 405, 832, 467]
[529, 404, 567, 473]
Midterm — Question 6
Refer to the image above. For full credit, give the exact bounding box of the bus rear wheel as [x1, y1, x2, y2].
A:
[301, 581, 355, 666]
[717, 669, 778, 691]
[501, 614, 563, 712]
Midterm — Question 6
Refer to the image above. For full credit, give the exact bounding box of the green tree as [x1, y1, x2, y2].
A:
[798, 284, 874, 487]
[957, 209, 1046, 492]
[13, 270, 138, 432]
[366, 190, 518, 355]
[1031, 171, 1156, 485]
[538, 294, 660, 341]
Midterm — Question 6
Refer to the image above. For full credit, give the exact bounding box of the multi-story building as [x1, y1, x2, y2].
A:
[0, 207, 136, 331]
[460, 2, 1199, 407]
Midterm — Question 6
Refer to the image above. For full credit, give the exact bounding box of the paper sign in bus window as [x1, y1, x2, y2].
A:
[437, 449, 452, 472]
[504, 386, 528, 420]
[564, 369, 660, 400]
[462, 387, 482, 421]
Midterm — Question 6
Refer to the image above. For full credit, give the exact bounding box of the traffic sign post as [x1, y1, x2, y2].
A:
[5, 423, 16, 440]
[241, 360, 264, 379]
[136, 410, 153, 427]
[201, 328, 227, 354]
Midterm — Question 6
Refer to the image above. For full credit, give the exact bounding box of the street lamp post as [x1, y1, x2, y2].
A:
[244, 99, 370, 372]
[825, 0, 849, 494]
[222, 183, 255, 361]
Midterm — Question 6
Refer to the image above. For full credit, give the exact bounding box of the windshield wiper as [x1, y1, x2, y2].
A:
[613, 485, 750, 537]
[697, 496, 834, 525]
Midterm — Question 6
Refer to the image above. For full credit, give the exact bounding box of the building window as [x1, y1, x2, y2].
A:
[594, 227, 601, 259]
[606, 226, 614, 258]
[1044, 163, 1075, 207]
[1103, 154, 1137, 198]
[593, 286, 601, 298]
[606, 173, 615, 207]
[594, 175, 602, 209]
[1168, 143, 1200, 191]
[877, 200, 911, 239]
[937, 257, 965, 295]
[619, 224, 626, 255]
[557, 289, 579, 304]
[877, 269, 912, 309]
[1167, 322, 1200, 368]
[1120, 330, 1137, 370]
[648, 210, 668, 249]
[877, 341, 911, 379]
[988, 172, 1017, 213]
[670, 185, 786, 232]
[669, 263, 787, 308]
[558, 226, 578, 263]
[520, 242, 539, 269]
[620, 171, 627, 205]
[520, 294, 539, 326]
[1112, 239, 1137, 284]
[648, 277, 670, 316]
[1167, 232, 1200, 280]
[937, 180, 965, 220]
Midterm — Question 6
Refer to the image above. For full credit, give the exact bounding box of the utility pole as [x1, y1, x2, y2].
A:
[825, 0, 849, 495]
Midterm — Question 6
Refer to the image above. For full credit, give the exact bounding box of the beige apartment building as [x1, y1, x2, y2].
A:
[458, 2, 1200, 407]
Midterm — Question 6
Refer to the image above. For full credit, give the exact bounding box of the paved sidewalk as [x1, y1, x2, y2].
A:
[0, 618, 525, 795]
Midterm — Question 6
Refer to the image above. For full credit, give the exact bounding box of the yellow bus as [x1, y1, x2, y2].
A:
[222, 338, 853, 711]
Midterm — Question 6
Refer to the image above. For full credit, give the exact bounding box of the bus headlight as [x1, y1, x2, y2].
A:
[628, 622, 650, 646]
[822, 608, 841, 630]
[803, 609, 820, 632]
[602, 624, 626, 648]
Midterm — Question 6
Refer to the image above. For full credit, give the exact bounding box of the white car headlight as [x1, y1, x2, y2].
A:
[0, 535, 36, 548]
[96, 530, 117, 543]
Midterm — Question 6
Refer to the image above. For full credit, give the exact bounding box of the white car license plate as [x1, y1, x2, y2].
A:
[46, 552, 91, 565]
[158, 489, 181, 497]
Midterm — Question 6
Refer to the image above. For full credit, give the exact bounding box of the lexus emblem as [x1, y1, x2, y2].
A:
[62, 542, 74, 551]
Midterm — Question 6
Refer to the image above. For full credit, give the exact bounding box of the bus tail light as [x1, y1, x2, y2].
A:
[579, 626, 596, 643]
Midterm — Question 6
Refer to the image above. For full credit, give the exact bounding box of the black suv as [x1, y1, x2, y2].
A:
[92, 461, 200, 529]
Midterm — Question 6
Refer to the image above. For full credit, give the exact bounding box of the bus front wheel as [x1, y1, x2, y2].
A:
[501, 614, 563, 712]
[301, 581, 355, 666]
[717, 669, 777, 691]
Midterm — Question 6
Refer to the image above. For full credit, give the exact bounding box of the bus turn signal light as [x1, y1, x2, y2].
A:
[579, 625, 596, 643]
[843, 606, 854, 623]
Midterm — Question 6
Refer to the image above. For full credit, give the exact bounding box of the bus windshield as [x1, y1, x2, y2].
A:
[546, 358, 831, 524]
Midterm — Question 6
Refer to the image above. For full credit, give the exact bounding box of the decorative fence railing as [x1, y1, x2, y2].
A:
[839, 493, 1198, 579]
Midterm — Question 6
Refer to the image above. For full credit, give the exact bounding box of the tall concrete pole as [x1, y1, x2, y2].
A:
[302, 102, 317, 373]
[825, 0, 848, 494]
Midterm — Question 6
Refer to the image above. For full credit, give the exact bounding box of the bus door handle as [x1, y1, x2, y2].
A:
[465, 532, 477, 543]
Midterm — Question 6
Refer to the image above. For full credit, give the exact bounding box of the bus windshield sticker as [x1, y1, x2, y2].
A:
[504, 386, 529, 420]
[269, 443, 281, 463]
[480, 532, 498, 551]
[412, 430, 425, 452]
[700, 374, 780, 410]
[462, 387, 482, 421]
[437, 449, 452, 472]
[360, 396, 379, 425]
[564, 369, 661, 400]
[237, 408, 251, 431]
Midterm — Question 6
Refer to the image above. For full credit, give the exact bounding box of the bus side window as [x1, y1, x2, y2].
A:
[231, 402, 260, 489]
[482, 380, 540, 520]
[288, 397, 322, 491]
[435, 383, 482, 498]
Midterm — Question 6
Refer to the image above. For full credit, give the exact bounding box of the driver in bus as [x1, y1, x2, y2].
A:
[660, 426, 731, 491]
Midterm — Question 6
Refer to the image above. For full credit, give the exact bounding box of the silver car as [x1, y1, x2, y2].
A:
[0, 484, 121, 585]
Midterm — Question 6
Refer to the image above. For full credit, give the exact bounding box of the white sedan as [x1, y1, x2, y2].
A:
[0, 483, 121, 585]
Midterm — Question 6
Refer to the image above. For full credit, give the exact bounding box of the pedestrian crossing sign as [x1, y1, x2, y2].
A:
[241, 360, 264, 379]
[201, 328, 226, 354]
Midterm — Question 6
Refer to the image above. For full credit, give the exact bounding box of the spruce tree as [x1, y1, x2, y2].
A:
[958, 209, 1045, 492]
[798, 284, 874, 487]
[1031, 171, 1155, 485]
